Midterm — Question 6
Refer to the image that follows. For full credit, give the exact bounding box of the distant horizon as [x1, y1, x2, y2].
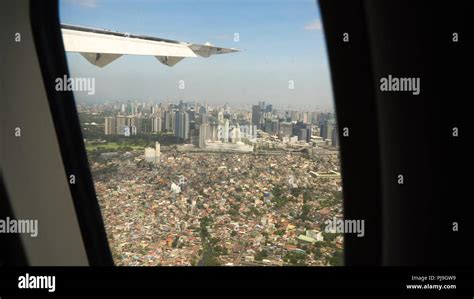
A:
[77, 98, 335, 113]
[61, 0, 334, 111]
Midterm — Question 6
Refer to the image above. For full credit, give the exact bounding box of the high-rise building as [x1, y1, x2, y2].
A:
[199, 123, 208, 148]
[199, 112, 208, 126]
[303, 112, 309, 124]
[128, 116, 140, 135]
[320, 118, 335, 142]
[171, 111, 176, 133]
[259, 117, 265, 131]
[320, 122, 327, 139]
[152, 117, 162, 133]
[175, 111, 182, 139]
[291, 111, 299, 122]
[174, 111, 189, 140]
[297, 128, 308, 141]
[223, 119, 229, 143]
[140, 118, 152, 134]
[144, 141, 160, 164]
[263, 118, 279, 135]
[210, 122, 218, 141]
[264, 118, 273, 133]
[332, 124, 339, 147]
[310, 111, 319, 124]
[294, 121, 312, 142]
[144, 147, 156, 163]
[230, 124, 242, 143]
[164, 111, 172, 132]
[184, 112, 189, 140]
[279, 122, 293, 138]
[155, 141, 161, 159]
[271, 119, 279, 135]
[252, 105, 262, 129]
[116, 116, 129, 135]
[325, 121, 334, 139]
[104, 117, 116, 135]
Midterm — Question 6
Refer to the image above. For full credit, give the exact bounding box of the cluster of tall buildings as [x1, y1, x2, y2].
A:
[198, 113, 254, 152]
[103, 100, 192, 140]
[318, 114, 339, 147]
[102, 100, 339, 148]
[252, 101, 273, 129]
[105, 115, 155, 136]
[251, 101, 337, 146]
[103, 100, 255, 152]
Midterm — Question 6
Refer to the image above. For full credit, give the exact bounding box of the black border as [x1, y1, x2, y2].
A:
[29, 0, 113, 266]
[320, 0, 382, 266]
[0, 174, 29, 266]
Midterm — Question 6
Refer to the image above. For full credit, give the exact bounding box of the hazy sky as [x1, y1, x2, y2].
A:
[60, 0, 334, 111]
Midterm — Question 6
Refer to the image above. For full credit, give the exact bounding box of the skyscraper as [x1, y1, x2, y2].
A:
[294, 121, 312, 142]
[175, 111, 190, 140]
[303, 112, 309, 124]
[264, 118, 273, 133]
[155, 141, 161, 160]
[252, 105, 262, 129]
[271, 119, 279, 135]
[291, 111, 299, 122]
[104, 117, 116, 135]
[152, 117, 162, 133]
[199, 112, 208, 126]
[331, 124, 339, 147]
[140, 118, 152, 134]
[116, 116, 129, 135]
[164, 111, 172, 132]
[279, 122, 293, 138]
[199, 123, 208, 148]
[223, 119, 230, 143]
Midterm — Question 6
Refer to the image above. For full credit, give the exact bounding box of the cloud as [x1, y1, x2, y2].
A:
[65, 0, 99, 8]
[303, 20, 322, 31]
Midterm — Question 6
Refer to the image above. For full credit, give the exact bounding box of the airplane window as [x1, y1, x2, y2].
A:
[59, 0, 343, 266]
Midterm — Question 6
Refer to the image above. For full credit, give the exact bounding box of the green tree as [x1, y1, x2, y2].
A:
[272, 186, 283, 197]
[329, 249, 343, 266]
[322, 232, 336, 243]
[299, 204, 311, 221]
[283, 251, 307, 266]
[254, 250, 268, 261]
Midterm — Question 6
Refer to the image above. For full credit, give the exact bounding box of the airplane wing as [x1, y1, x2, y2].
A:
[61, 24, 239, 67]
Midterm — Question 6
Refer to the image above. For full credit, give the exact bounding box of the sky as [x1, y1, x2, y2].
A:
[60, 0, 334, 111]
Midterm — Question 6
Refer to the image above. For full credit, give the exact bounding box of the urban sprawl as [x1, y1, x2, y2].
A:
[78, 100, 343, 266]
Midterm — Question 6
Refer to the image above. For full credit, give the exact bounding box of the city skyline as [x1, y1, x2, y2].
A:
[77, 98, 335, 113]
[60, 0, 334, 110]
[94, 98, 339, 150]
